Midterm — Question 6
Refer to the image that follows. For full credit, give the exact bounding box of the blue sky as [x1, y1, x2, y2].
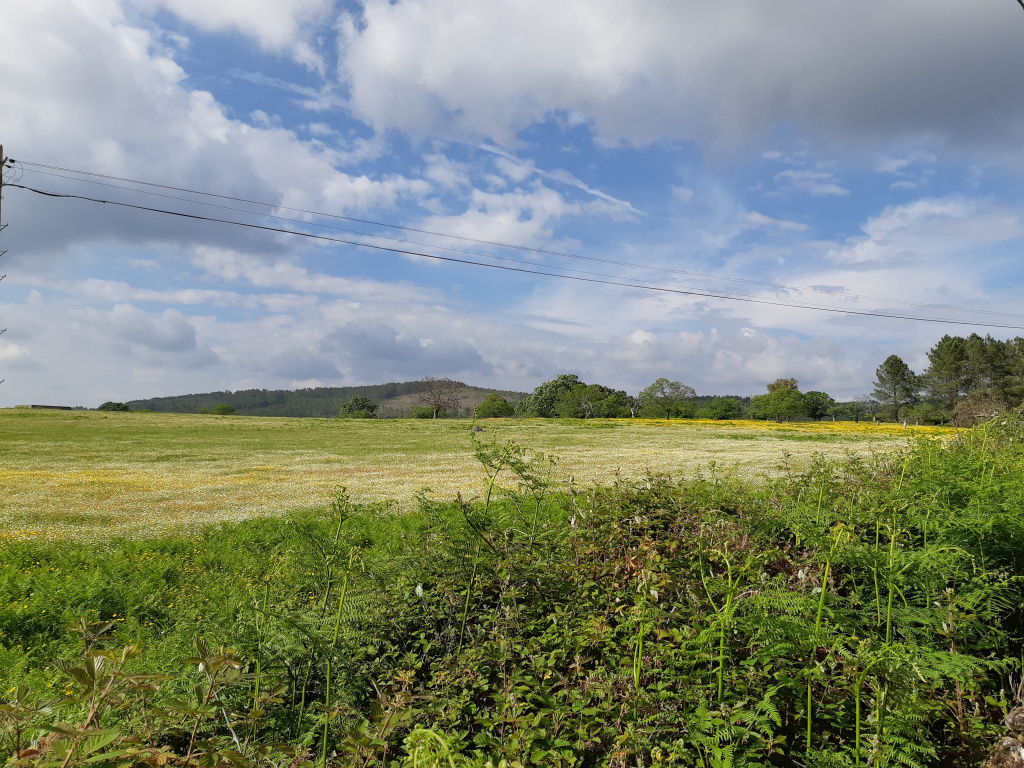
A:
[3, 0, 1024, 407]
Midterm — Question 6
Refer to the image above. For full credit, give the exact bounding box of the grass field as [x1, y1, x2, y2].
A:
[0, 408, 955, 540]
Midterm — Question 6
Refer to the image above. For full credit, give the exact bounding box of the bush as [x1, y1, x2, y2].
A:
[197, 403, 235, 415]
[409, 405, 435, 418]
[97, 401, 131, 412]
[474, 393, 514, 418]
[339, 396, 379, 419]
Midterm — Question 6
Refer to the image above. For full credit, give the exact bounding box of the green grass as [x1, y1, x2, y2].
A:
[0, 409, 948, 541]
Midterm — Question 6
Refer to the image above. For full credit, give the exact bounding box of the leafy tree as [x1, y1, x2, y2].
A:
[904, 401, 944, 425]
[766, 377, 799, 393]
[857, 394, 883, 421]
[198, 403, 235, 415]
[339, 396, 378, 419]
[555, 383, 631, 418]
[515, 374, 582, 418]
[700, 397, 743, 420]
[872, 355, 919, 419]
[749, 379, 805, 421]
[474, 394, 514, 418]
[97, 402, 131, 412]
[637, 378, 697, 419]
[826, 401, 863, 422]
[802, 391, 835, 421]
[417, 376, 463, 419]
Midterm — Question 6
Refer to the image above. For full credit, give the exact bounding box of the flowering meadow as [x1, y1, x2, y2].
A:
[0, 409, 952, 541]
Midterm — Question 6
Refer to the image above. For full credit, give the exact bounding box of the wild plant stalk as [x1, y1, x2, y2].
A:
[322, 549, 355, 768]
[700, 548, 746, 703]
[806, 525, 845, 762]
[251, 576, 271, 747]
[295, 514, 347, 736]
[885, 522, 897, 645]
[854, 656, 885, 768]
[456, 542, 481, 659]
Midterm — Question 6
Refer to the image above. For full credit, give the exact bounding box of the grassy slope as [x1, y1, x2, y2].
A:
[0, 409, 951, 541]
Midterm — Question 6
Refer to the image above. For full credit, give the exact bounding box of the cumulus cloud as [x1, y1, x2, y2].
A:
[1, 0, 429, 268]
[135, 0, 333, 69]
[338, 0, 1024, 155]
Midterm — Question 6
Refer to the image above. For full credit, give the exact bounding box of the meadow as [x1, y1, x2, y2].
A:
[4, 409, 1019, 767]
[0, 409, 948, 541]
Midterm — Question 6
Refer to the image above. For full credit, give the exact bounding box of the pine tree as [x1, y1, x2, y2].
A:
[872, 355, 919, 418]
[923, 336, 968, 415]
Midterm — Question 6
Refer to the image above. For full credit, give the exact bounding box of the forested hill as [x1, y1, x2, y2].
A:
[126, 382, 527, 418]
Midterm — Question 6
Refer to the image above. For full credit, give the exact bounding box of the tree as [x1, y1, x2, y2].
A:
[749, 379, 805, 422]
[417, 376, 463, 419]
[339, 396, 378, 419]
[475, 394, 514, 418]
[826, 401, 862, 422]
[97, 401, 131, 412]
[872, 355, 919, 419]
[637, 378, 697, 419]
[700, 396, 743, 420]
[515, 375, 582, 418]
[923, 335, 969, 416]
[802, 391, 836, 421]
[767, 378, 799, 393]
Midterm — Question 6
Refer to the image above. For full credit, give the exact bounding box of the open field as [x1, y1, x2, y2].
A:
[0, 408, 955, 540]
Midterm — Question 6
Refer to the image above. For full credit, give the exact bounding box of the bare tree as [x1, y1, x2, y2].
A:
[417, 376, 463, 419]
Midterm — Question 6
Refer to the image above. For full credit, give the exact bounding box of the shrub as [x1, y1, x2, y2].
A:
[97, 401, 131, 412]
[474, 393, 514, 418]
[339, 396, 379, 419]
[198, 403, 235, 415]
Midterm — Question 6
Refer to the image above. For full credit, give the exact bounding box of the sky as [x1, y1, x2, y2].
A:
[3, 0, 1024, 407]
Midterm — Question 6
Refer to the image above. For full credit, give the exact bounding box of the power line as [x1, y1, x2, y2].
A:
[11, 181, 1024, 331]
[34, 163, 1010, 317]
[16, 158, 1024, 322]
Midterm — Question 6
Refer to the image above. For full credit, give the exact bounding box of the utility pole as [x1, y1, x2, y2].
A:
[0, 144, 8, 385]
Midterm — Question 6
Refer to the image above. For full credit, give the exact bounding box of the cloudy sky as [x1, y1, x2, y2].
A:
[3, 0, 1024, 407]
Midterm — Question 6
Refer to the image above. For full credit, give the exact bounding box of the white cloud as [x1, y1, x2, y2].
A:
[774, 170, 850, 197]
[479, 145, 641, 214]
[0, 0, 429, 267]
[744, 211, 808, 232]
[338, 0, 1024, 156]
[134, 0, 333, 69]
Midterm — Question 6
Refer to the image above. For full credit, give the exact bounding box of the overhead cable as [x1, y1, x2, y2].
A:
[16, 159, 1023, 321]
[10, 182, 1024, 330]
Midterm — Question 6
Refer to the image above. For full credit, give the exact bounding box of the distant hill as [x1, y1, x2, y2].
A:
[126, 381, 528, 418]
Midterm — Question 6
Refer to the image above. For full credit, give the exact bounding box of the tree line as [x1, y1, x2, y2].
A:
[349, 333, 1024, 425]
[869, 333, 1024, 425]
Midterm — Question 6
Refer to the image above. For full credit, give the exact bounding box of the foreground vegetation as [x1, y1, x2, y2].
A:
[0, 409, 940, 541]
[1, 412, 1021, 767]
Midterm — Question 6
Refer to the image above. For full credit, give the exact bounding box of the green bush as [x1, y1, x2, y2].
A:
[340, 396, 379, 419]
[96, 401, 131, 412]
[197, 403, 235, 415]
[474, 393, 514, 418]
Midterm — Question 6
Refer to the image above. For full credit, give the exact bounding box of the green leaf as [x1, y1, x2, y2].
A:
[81, 728, 121, 755]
